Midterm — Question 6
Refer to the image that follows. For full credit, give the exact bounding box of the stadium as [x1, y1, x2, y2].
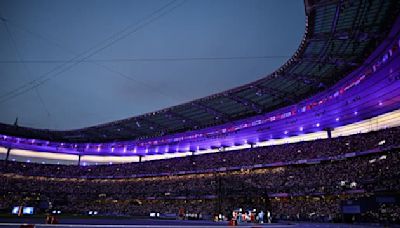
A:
[1, 0, 400, 227]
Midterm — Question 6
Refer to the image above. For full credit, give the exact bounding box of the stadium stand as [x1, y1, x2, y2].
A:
[1, 0, 400, 225]
[1, 127, 400, 223]
[1, 126, 400, 178]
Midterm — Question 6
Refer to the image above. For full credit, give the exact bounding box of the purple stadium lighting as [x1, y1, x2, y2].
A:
[0, 13, 400, 160]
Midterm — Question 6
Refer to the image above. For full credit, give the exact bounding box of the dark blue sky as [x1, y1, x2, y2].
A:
[0, 0, 305, 130]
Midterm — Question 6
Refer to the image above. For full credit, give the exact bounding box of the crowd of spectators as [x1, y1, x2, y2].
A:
[1, 127, 399, 178]
[1, 127, 399, 224]
[1, 148, 399, 223]
[362, 203, 400, 224]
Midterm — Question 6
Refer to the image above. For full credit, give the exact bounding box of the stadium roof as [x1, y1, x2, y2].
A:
[1, 0, 399, 143]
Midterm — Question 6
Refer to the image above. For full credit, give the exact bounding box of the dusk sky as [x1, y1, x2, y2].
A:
[0, 0, 305, 130]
